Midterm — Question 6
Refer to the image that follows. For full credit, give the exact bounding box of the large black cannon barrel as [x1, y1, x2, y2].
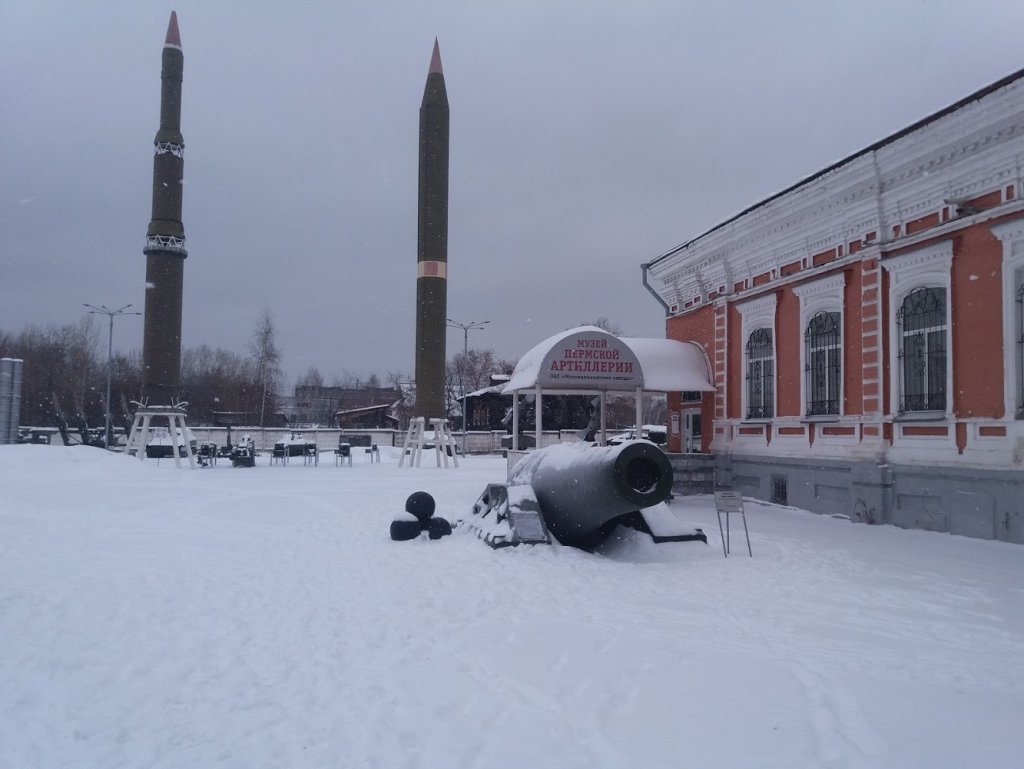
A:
[509, 440, 673, 548]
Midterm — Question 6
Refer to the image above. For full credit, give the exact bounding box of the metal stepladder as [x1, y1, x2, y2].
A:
[399, 416, 459, 468]
[714, 490, 752, 557]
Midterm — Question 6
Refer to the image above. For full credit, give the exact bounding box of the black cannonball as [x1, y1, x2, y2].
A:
[390, 518, 423, 541]
[427, 516, 452, 540]
[405, 491, 436, 523]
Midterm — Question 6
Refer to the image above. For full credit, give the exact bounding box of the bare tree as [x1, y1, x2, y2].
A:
[387, 370, 415, 430]
[332, 370, 362, 388]
[180, 344, 256, 424]
[446, 348, 506, 421]
[1, 315, 292, 431]
[579, 317, 624, 336]
[295, 365, 336, 426]
[249, 309, 283, 428]
[0, 318, 102, 430]
[296, 365, 324, 389]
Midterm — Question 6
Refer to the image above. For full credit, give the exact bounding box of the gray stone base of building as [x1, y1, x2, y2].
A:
[716, 453, 1024, 544]
[666, 453, 716, 496]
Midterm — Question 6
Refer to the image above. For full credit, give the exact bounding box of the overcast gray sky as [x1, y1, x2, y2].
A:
[3, 0, 1023, 385]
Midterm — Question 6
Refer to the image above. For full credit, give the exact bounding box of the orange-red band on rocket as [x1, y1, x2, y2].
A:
[417, 261, 447, 279]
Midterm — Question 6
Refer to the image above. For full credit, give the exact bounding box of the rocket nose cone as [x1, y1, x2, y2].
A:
[165, 11, 182, 48]
[428, 38, 443, 76]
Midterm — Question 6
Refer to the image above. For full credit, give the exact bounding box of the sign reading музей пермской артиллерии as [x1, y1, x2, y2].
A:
[538, 332, 642, 389]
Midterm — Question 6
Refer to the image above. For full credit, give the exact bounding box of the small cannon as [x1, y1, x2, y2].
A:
[508, 440, 674, 548]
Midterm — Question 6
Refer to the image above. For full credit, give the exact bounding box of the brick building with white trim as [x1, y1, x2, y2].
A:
[643, 69, 1024, 543]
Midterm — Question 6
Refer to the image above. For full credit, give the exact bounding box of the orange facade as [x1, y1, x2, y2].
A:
[664, 212, 1023, 464]
[665, 306, 714, 453]
[647, 70, 1024, 488]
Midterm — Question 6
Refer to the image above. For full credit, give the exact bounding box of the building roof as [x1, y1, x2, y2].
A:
[335, 403, 396, 416]
[503, 326, 714, 394]
[646, 67, 1024, 269]
[466, 384, 507, 398]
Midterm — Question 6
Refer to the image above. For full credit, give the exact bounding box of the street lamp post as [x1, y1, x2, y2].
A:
[446, 318, 490, 451]
[84, 303, 141, 449]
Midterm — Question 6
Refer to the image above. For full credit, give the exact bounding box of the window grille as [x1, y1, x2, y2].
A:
[771, 474, 788, 506]
[1016, 278, 1024, 418]
[804, 311, 841, 416]
[745, 327, 774, 419]
[897, 287, 947, 412]
[470, 406, 486, 429]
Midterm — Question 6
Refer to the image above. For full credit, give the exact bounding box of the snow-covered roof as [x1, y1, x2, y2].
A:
[503, 326, 714, 394]
[335, 403, 398, 416]
[465, 384, 506, 398]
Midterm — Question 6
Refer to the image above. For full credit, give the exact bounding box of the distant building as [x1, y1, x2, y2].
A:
[210, 411, 249, 427]
[643, 69, 1024, 543]
[464, 375, 593, 435]
[290, 384, 404, 428]
[335, 404, 400, 430]
[464, 375, 511, 431]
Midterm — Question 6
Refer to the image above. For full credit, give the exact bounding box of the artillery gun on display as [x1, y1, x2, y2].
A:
[462, 440, 706, 550]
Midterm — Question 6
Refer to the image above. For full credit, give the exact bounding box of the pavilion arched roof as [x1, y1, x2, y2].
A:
[502, 326, 714, 395]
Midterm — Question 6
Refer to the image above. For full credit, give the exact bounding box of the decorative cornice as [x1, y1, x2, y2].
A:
[991, 217, 1024, 247]
[881, 239, 953, 276]
[735, 291, 777, 318]
[791, 271, 846, 300]
[648, 74, 1024, 316]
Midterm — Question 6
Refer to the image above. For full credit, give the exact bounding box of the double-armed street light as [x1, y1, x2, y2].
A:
[446, 318, 490, 446]
[84, 303, 141, 449]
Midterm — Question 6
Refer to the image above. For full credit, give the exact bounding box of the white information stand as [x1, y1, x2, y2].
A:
[714, 491, 751, 557]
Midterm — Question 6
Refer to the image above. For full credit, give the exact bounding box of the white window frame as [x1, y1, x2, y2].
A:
[735, 292, 777, 421]
[991, 219, 1024, 419]
[792, 272, 846, 418]
[881, 240, 953, 419]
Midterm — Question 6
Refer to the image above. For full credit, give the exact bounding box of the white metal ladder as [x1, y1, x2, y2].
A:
[399, 417, 459, 468]
[124, 402, 196, 469]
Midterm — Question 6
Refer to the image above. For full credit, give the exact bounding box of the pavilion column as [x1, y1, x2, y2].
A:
[635, 386, 643, 438]
[512, 392, 519, 451]
[535, 382, 542, 449]
[600, 391, 607, 445]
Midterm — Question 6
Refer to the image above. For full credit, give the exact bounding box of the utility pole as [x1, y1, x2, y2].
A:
[84, 303, 141, 449]
[446, 318, 489, 450]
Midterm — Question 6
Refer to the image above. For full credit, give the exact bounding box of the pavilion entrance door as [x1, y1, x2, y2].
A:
[683, 411, 702, 453]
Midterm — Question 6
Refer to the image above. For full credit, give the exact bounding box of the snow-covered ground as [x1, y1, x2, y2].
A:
[2, 445, 1022, 769]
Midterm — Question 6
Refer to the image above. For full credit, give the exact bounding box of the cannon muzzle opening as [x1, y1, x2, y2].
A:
[625, 456, 660, 494]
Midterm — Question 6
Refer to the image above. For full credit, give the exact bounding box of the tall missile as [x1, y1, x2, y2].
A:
[141, 11, 187, 403]
[414, 39, 449, 420]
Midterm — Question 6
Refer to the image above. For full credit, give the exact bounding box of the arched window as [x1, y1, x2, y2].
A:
[745, 328, 774, 419]
[897, 287, 947, 412]
[804, 311, 841, 416]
